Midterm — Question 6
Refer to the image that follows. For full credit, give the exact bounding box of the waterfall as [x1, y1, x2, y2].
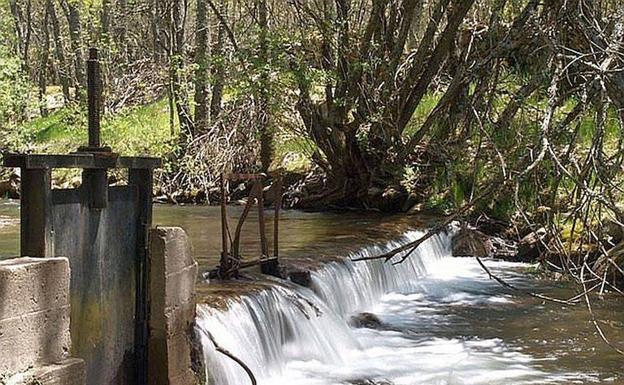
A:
[196, 229, 454, 385]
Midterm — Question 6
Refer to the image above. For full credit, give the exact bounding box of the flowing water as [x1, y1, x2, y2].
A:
[0, 201, 622, 384]
[196, 230, 623, 385]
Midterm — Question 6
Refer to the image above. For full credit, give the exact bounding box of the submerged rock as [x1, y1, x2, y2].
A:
[288, 270, 312, 287]
[349, 312, 384, 329]
[347, 379, 394, 385]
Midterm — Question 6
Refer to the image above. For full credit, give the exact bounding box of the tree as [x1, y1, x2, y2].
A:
[60, 0, 85, 102]
[169, 0, 194, 143]
[257, 0, 272, 172]
[47, 0, 70, 102]
[291, 0, 477, 206]
[194, 0, 209, 133]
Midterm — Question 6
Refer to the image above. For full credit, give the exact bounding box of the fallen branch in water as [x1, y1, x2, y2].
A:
[197, 324, 258, 385]
[351, 186, 495, 264]
[474, 256, 579, 305]
[580, 261, 624, 356]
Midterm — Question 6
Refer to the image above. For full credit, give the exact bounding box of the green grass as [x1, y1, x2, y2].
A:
[21, 99, 175, 158]
[402, 92, 441, 138]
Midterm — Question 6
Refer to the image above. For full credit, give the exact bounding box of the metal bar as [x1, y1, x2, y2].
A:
[231, 182, 261, 260]
[273, 174, 283, 259]
[20, 168, 54, 257]
[257, 181, 268, 258]
[220, 174, 229, 257]
[129, 168, 153, 385]
[87, 48, 101, 148]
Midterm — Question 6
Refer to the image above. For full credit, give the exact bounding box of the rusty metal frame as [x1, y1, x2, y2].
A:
[217, 171, 283, 278]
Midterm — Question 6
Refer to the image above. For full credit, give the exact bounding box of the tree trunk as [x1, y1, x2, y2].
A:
[210, 0, 228, 120]
[47, 0, 71, 102]
[100, 0, 111, 43]
[116, 0, 128, 57]
[257, 0, 272, 172]
[39, 5, 51, 116]
[170, 0, 194, 144]
[194, 0, 209, 133]
[60, 0, 84, 102]
[9, 0, 32, 75]
[209, 0, 226, 120]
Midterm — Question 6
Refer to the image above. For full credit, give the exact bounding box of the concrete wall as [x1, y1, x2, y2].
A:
[0, 257, 85, 385]
[148, 227, 199, 385]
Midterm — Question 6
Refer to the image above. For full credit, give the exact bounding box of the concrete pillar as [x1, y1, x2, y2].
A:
[148, 227, 199, 385]
[0, 257, 85, 384]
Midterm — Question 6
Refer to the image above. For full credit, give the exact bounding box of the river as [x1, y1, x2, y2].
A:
[0, 200, 622, 384]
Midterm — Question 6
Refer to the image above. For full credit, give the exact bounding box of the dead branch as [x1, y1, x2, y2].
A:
[196, 324, 258, 384]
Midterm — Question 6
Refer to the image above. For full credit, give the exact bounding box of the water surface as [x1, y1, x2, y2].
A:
[1, 200, 622, 384]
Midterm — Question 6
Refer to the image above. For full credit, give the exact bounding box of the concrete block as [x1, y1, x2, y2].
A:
[165, 333, 193, 377]
[147, 334, 193, 385]
[151, 301, 196, 339]
[5, 358, 85, 385]
[165, 264, 198, 308]
[0, 257, 69, 318]
[150, 227, 195, 275]
[168, 369, 197, 385]
[0, 307, 71, 375]
[0, 257, 71, 377]
[147, 227, 199, 385]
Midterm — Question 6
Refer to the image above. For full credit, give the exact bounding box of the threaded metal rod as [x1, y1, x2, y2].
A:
[87, 48, 100, 148]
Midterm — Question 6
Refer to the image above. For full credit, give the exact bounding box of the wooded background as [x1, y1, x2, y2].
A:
[1, 0, 623, 290]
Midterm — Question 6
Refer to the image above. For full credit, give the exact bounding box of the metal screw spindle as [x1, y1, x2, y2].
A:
[87, 48, 100, 148]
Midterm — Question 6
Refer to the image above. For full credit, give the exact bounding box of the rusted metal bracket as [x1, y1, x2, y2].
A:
[217, 171, 283, 278]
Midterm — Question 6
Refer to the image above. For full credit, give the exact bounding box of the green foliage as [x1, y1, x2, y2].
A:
[16, 99, 175, 157]
[0, 2, 37, 151]
[402, 93, 441, 138]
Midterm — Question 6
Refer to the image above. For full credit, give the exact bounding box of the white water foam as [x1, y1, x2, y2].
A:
[196, 228, 586, 385]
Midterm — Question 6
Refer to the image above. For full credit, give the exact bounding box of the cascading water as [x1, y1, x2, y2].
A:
[196, 228, 586, 385]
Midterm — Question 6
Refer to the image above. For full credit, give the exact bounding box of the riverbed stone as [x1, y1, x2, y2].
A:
[349, 312, 384, 329]
[517, 227, 548, 262]
[452, 227, 492, 258]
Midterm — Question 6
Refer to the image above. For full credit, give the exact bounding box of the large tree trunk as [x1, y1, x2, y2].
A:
[9, 0, 32, 75]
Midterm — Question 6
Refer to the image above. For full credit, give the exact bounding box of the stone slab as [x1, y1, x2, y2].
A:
[165, 264, 198, 308]
[149, 227, 195, 275]
[0, 257, 69, 318]
[4, 358, 85, 385]
[0, 307, 71, 375]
